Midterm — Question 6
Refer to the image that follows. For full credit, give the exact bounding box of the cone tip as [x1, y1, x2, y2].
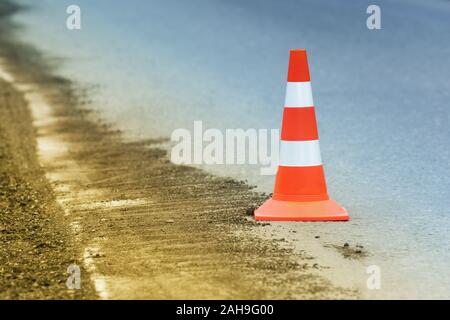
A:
[290, 48, 307, 53]
[287, 49, 310, 82]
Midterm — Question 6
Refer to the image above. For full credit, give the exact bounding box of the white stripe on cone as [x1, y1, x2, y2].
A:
[279, 140, 322, 167]
[284, 82, 314, 107]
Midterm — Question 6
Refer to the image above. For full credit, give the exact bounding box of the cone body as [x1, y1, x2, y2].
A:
[254, 49, 348, 221]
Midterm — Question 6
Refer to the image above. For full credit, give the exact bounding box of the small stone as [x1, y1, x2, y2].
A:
[343, 242, 350, 247]
[165, 219, 175, 223]
[314, 235, 320, 239]
[245, 207, 255, 216]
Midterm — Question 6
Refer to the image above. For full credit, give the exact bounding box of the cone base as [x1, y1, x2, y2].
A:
[254, 198, 349, 221]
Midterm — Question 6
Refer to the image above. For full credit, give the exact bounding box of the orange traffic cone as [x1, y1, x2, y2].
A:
[254, 49, 349, 221]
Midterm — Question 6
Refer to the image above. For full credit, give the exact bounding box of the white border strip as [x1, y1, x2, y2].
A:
[279, 140, 322, 166]
[0, 66, 14, 83]
[284, 82, 314, 107]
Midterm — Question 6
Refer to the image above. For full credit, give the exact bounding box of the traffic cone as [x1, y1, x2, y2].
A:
[254, 49, 349, 221]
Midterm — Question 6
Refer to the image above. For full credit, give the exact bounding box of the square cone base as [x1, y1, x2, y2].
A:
[254, 198, 349, 221]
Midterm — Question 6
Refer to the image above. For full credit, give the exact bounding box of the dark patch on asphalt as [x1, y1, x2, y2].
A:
[328, 243, 368, 260]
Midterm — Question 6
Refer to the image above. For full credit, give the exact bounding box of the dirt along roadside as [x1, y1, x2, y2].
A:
[0, 1, 359, 299]
[0, 67, 356, 300]
[0, 77, 97, 299]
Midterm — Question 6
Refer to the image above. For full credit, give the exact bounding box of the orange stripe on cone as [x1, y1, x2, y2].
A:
[273, 166, 328, 201]
[281, 107, 319, 141]
[254, 49, 349, 221]
[287, 49, 310, 82]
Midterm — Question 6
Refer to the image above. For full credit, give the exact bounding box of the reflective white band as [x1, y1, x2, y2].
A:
[284, 82, 314, 107]
[279, 140, 322, 167]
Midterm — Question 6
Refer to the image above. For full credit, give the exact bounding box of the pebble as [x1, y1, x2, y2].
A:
[245, 207, 255, 216]
[166, 219, 175, 223]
